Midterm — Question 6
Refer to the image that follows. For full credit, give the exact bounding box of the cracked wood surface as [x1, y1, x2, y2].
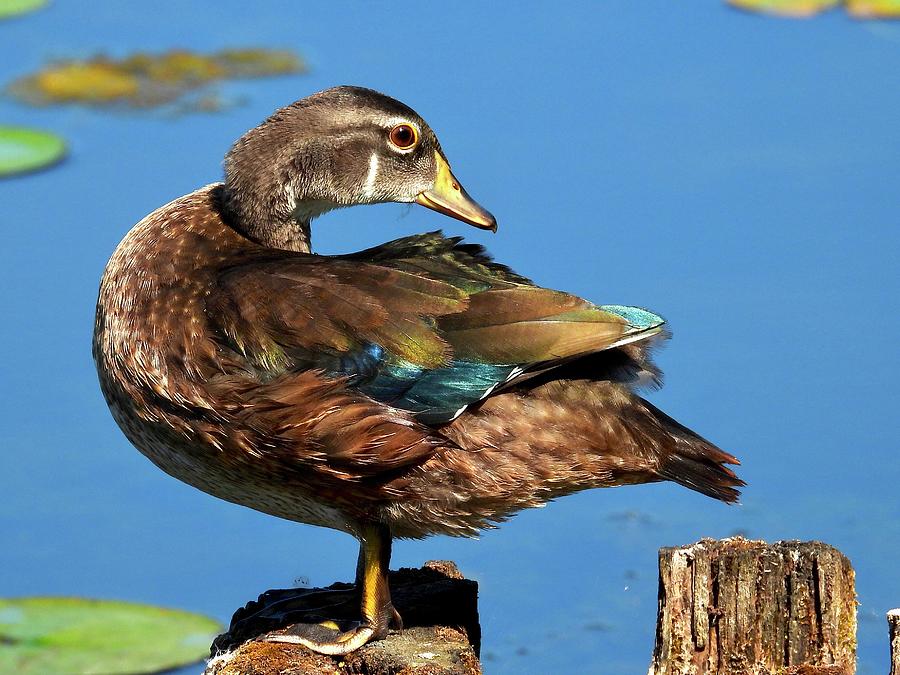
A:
[649, 537, 856, 675]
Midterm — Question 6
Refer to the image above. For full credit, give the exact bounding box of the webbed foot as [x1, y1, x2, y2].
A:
[262, 620, 383, 655]
[260, 523, 397, 655]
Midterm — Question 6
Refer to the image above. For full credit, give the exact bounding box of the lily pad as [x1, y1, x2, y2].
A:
[727, 0, 840, 17]
[0, 126, 66, 177]
[8, 48, 307, 111]
[847, 0, 900, 16]
[727, 0, 900, 15]
[0, 0, 47, 20]
[0, 597, 221, 674]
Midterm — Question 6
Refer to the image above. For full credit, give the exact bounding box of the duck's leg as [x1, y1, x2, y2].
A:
[353, 528, 403, 631]
[263, 523, 396, 654]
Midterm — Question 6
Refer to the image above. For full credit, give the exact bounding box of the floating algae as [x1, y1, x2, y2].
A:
[8, 48, 306, 110]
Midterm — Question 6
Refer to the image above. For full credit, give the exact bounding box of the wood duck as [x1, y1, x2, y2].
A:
[93, 86, 743, 654]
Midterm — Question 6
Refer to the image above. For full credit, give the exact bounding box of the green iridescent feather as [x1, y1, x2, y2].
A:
[208, 232, 664, 423]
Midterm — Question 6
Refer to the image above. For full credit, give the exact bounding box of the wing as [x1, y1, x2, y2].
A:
[207, 233, 665, 432]
[341, 233, 666, 421]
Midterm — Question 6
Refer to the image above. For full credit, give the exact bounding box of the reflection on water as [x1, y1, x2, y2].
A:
[2, 2, 898, 673]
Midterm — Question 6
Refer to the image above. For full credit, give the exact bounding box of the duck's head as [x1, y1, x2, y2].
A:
[223, 86, 496, 252]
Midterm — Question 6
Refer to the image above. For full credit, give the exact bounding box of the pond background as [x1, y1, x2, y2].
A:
[2, 2, 898, 673]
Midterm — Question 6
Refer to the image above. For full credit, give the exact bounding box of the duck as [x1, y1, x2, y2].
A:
[93, 85, 743, 655]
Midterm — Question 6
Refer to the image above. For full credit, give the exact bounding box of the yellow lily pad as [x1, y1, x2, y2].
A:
[0, 0, 47, 20]
[847, 0, 900, 16]
[8, 48, 306, 110]
[0, 597, 221, 674]
[30, 62, 140, 104]
[728, 0, 900, 15]
[0, 126, 66, 177]
[727, 0, 840, 17]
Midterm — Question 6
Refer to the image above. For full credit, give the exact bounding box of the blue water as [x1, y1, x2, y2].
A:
[2, 2, 898, 673]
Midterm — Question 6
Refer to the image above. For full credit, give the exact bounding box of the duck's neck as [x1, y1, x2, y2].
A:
[221, 184, 319, 254]
[244, 214, 312, 254]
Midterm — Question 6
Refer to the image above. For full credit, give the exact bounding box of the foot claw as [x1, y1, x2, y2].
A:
[390, 607, 403, 631]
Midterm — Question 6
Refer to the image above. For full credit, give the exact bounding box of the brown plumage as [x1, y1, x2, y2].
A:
[93, 86, 743, 653]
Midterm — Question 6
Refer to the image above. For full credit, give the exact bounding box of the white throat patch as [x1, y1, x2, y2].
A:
[363, 152, 380, 200]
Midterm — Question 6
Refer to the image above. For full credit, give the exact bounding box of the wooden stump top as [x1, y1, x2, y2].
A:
[650, 537, 856, 675]
[205, 560, 481, 675]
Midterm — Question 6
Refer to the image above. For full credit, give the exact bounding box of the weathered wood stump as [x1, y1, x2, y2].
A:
[889, 609, 900, 675]
[205, 560, 481, 675]
[649, 537, 856, 675]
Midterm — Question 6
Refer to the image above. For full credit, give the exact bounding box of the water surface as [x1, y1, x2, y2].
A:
[2, 2, 898, 673]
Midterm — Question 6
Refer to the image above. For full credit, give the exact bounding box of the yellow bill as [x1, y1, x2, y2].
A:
[416, 152, 497, 231]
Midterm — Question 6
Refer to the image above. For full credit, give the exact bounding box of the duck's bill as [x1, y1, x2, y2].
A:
[416, 152, 497, 231]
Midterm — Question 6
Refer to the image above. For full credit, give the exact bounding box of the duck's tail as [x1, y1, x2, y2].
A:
[395, 378, 744, 538]
[516, 345, 744, 503]
[640, 399, 744, 503]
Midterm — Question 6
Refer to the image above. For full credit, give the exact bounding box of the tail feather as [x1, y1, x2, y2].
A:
[642, 400, 744, 503]
[657, 452, 744, 503]
[440, 371, 744, 534]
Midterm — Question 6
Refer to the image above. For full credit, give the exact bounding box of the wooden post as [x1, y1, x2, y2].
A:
[889, 609, 900, 675]
[205, 561, 481, 675]
[649, 537, 856, 675]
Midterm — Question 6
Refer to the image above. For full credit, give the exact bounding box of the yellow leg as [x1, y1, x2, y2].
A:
[263, 523, 397, 655]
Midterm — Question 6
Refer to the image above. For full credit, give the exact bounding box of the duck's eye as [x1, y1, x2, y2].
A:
[389, 124, 418, 150]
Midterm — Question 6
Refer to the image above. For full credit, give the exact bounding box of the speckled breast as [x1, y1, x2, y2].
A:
[92, 187, 352, 534]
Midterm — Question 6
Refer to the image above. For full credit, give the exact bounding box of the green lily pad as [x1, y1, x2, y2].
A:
[0, 126, 66, 177]
[0, 597, 221, 674]
[0, 0, 47, 20]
